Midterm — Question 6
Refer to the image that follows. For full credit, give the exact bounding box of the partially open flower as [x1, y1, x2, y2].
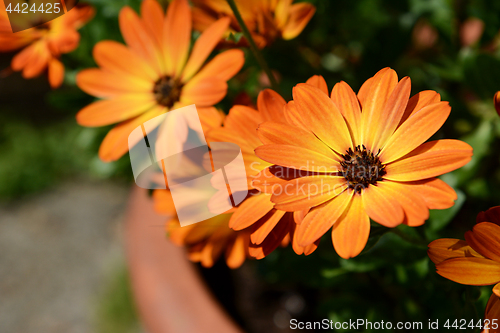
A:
[255, 68, 472, 259]
[429, 206, 500, 333]
[192, 0, 316, 47]
[0, 3, 94, 88]
[76, 0, 244, 161]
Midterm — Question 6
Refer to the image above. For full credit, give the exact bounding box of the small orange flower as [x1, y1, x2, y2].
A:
[207, 77, 330, 259]
[254, 67, 473, 259]
[76, 0, 244, 162]
[0, 3, 94, 88]
[428, 206, 500, 333]
[192, 0, 315, 47]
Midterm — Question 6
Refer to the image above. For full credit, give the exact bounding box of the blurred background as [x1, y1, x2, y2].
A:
[2, 0, 500, 332]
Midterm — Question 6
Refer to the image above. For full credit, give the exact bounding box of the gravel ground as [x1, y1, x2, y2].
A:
[0, 180, 132, 333]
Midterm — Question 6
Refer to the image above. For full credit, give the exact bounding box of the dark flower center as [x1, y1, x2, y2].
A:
[340, 145, 386, 193]
[153, 76, 183, 108]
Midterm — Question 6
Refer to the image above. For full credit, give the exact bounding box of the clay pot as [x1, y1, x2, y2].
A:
[124, 186, 244, 333]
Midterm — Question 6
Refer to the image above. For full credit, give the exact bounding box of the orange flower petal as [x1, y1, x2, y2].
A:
[22, 43, 50, 78]
[251, 167, 289, 194]
[255, 144, 341, 172]
[494, 283, 500, 298]
[98, 106, 166, 162]
[384, 139, 473, 182]
[428, 238, 482, 264]
[192, 6, 218, 32]
[401, 178, 457, 210]
[225, 233, 247, 269]
[377, 180, 429, 227]
[181, 17, 231, 81]
[229, 193, 274, 230]
[250, 209, 286, 244]
[166, 219, 195, 245]
[296, 191, 352, 247]
[257, 121, 340, 162]
[255, 214, 292, 259]
[477, 206, 500, 226]
[163, 0, 191, 76]
[379, 101, 451, 163]
[181, 77, 228, 106]
[291, 222, 319, 255]
[249, 221, 288, 260]
[331, 81, 362, 146]
[332, 193, 370, 259]
[360, 68, 398, 150]
[465, 222, 500, 262]
[48, 58, 64, 88]
[371, 76, 412, 152]
[76, 95, 157, 127]
[201, 236, 227, 268]
[188, 49, 244, 84]
[362, 182, 405, 227]
[272, 176, 347, 211]
[153, 189, 176, 216]
[305, 75, 328, 95]
[292, 83, 352, 154]
[208, 129, 254, 158]
[223, 105, 262, 149]
[11, 43, 37, 71]
[436, 257, 500, 286]
[485, 293, 500, 326]
[141, 0, 164, 47]
[399, 90, 441, 127]
[293, 209, 310, 225]
[283, 100, 307, 130]
[257, 89, 286, 122]
[119, 6, 164, 74]
[281, 2, 316, 40]
[93, 40, 159, 81]
[274, 0, 293, 29]
[357, 76, 373, 107]
[183, 218, 223, 244]
[77, 68, 152, 98]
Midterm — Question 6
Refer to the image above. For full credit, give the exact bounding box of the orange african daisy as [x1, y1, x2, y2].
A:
[0, 2, 94, 88]
[428, 206, 500, 333]
[254, 67, 473, 259]
[207, 76, 330, 259]
[192, 0, 315, 47]
[76, 0, 244, 161]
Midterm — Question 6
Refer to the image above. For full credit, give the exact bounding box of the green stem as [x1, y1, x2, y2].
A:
[226, 0, 280, 92]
